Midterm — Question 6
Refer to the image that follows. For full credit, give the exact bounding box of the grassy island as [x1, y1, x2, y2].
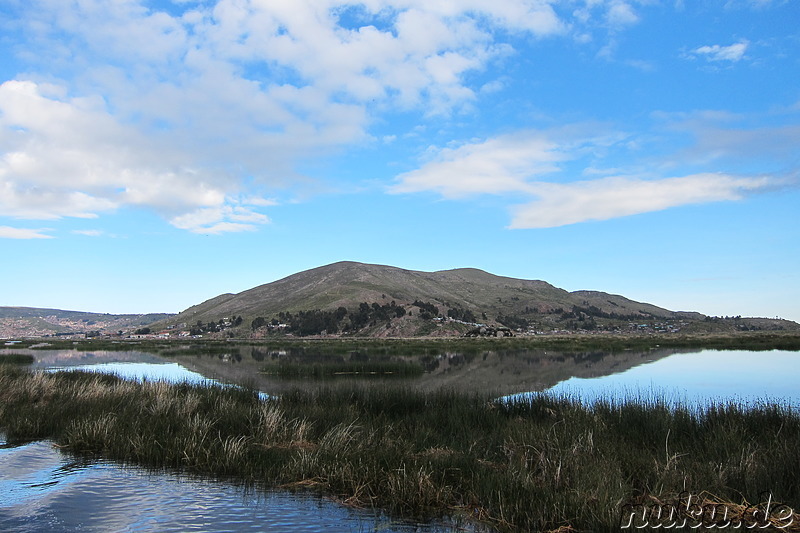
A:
[2, 365, 799, 532]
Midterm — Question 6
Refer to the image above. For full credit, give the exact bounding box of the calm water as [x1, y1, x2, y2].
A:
[48, 361, 209, 382]
[30, 350, 213, 384]
[29, 348, 800, 407]
[3, 346, 799, 532]
[537, 349, 800, 408]
[0, 438, 456, 533]
[43, 361, 272, 401]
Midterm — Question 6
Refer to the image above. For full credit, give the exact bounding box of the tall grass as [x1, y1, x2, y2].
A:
[1, 365, 799, 532]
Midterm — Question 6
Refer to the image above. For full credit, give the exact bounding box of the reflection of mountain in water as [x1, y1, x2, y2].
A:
[412, 347, 696, 395]
[168, 346, 696, 397]
[17, 349, 168, 368]
[17, 345, 698, 397]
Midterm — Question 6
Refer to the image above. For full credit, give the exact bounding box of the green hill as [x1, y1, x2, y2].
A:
[5, 263, 796, 338]
[163, 261, 723, 336]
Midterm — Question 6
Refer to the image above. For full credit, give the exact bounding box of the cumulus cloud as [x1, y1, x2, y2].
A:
[0, 0, 586, 234]
[390, 133, 567, 198]
[509, 173, 771, 228]
[16, 0, 566, 119]
[0, 79, 267, 234]
[690, 40, 749, 62]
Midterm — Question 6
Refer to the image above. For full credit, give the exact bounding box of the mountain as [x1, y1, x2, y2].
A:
[4, 263, 796, 339]
[163, 261, 738, 337]
[0, 307, 174, 338]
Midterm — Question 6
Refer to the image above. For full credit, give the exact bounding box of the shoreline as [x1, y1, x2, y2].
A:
[6, 330, 800, 354]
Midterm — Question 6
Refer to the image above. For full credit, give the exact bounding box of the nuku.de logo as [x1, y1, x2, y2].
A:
[620, 492, 796, 529]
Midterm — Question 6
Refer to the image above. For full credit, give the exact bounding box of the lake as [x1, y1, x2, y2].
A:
[510, 349, 800, 409]
[23, 346, 800, 407]
[2, 344, 799, 532]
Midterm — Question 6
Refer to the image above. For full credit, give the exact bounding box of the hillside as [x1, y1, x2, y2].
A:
[4, 263, 796, 339]
[159, 261, 795, 337]
[0, 307, 173, 338]
[177, 262, 625, 315]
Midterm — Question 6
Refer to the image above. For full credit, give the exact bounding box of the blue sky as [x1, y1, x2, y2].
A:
[1, 0, 798, 321]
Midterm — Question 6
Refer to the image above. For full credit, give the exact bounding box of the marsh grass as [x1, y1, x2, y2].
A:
[0, 353, 34, 365]
[1, 365, 799, 532]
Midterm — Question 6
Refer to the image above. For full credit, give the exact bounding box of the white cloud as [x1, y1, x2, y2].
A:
[0, 226, 53, 239]
[568, 1, 648, 60]
[391, 121, 790, 228]
[606, 0, 640, 28]
[509, 173, 771, 228]
[572, 0, 643, 33]
[12, 0, 758, 236]
[169, 205, 270, 234]
[241, 196, 280, 207]
[390, 133, 567, 198]
[690, 40, 749, 62]
[0, 79, 270, 232]
[390, 125, 628, 198]
[1, 0, 586, 234]
[10, 0, 572, 124]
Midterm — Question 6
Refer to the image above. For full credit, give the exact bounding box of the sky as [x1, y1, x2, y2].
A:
[0, 0, 798, 322]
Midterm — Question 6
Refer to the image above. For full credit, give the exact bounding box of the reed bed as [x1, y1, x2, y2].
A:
[1, 365, 799, 532]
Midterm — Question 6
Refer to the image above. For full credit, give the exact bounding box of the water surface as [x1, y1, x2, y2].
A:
[4, 345, 798, 532]
[0, 437, 466, 533]
[514, 349, 800, 408]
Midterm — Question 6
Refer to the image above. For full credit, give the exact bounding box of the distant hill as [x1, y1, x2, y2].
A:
[0, 307, 173, 338]
[157, 261, 797, 337]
